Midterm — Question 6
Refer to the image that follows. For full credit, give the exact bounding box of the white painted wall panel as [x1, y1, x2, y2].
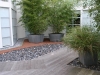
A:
[43, 27, 52, 38]
[0, 1, 10, 7]
[13, 26, 17, 34]
[12, 19, 16, 26]
[12, 10, 16, 18]
[13, 34, 17, 44]
[12, 9, 17, 44]
[82, 11, 90, 18]
[82, 17, 91, 25]
[81, 10, 92, 26]
[16, 5, 26, 38]
[17, 25, 25, 38]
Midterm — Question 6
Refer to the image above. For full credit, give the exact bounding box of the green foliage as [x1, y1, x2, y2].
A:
[82, 0, 100, 30]
[63, 26, 100, 54]
[17, 0, 49, 34]
[47, 0, 75, 33]
[98, 52, 100, 60]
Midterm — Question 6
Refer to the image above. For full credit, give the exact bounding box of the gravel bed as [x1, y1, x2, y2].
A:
[68, 58, 100, 71]
[0, 44, 65, 62]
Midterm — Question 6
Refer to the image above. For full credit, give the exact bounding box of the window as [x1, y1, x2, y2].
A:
[68, 10, 81, 27]
[0, 7, 11, 46]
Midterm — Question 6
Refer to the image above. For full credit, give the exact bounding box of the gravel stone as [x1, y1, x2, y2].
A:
[0, 44, 65, 62]
[68, 58, 100, 71]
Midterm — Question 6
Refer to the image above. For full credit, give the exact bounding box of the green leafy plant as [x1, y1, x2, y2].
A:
[18, 0, 49, 34]
[47, 0, 75, 33]
[63, 26, 100, 54]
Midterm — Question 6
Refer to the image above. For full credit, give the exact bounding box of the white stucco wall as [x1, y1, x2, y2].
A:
[16, 6, 26, 38]
[17, 25, 26, 38]
[43, 27, 52, 38]
[43, 26, 66, 38]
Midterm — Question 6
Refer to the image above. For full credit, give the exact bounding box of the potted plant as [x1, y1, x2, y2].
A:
[47, 0, 75, 42]
[63, 26, 100, 66]
[17, 0, 49, 43]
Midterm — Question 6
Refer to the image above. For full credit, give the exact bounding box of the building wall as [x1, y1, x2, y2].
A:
[0, 0, 18, 48]
[16, 7, 26, 38]
[81, 10, 93, 26]
[12, 9, 17, 44]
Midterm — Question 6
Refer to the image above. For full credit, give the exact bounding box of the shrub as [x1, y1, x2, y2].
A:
[63, 26, 100, 54]
[18, 0, 49, 34]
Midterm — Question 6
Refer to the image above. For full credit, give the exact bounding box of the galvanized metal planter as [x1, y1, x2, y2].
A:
[49, 33, 64, 42]
[28, 34, 44, 43]
[79, 51, 98, 66]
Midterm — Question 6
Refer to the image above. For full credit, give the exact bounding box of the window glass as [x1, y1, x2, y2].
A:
[1, 18, 10, 27]
[69, 10, 81, 27]
[1, 28, 11, 37]
[2, 38, 11, 46]
[0, 8, 9, 17]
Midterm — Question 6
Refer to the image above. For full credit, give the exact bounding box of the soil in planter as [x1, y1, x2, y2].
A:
[67, 57, 100, 71]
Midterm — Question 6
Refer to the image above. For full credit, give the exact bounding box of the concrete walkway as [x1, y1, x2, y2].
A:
[0, 47, 99, 75]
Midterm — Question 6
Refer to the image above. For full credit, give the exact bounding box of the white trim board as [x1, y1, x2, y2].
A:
[0, 18, 3, 48]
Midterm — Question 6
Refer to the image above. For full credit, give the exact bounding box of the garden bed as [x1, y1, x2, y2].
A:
[0, 44, 64, 62]
[68, 58, 100, 71]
